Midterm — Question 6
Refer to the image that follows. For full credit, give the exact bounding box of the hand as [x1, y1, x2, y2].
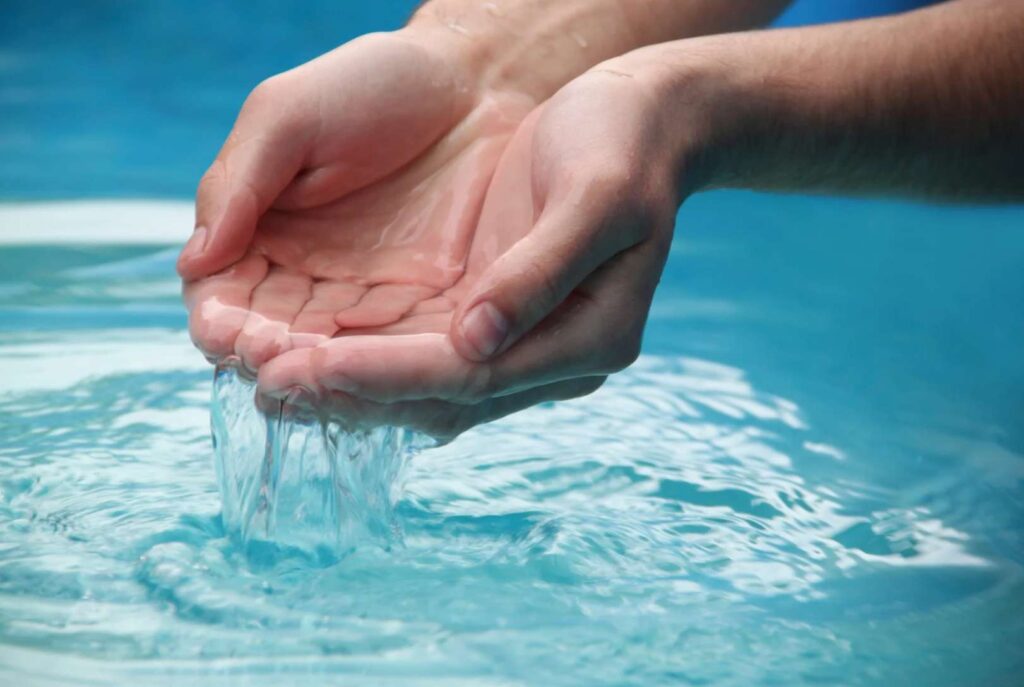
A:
[180, 31, 535, 373]
[256, 66, 685, 439]
[180, 3, 791, 380]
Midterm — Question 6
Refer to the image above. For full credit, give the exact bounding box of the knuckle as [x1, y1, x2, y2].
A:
[244, 74, 289, 112]
[238, 74, 312, 148]
[189, 313, 235, 359]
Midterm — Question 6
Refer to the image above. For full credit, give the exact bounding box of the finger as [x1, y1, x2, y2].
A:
[336, 311, 452, 337]
[177, 75, 316, 281]
[184, 253, 268, 361]
[394, 375, 606, 441]
[266, 238, 662, 403]
[271, 34, 468, 211]
[481, 237, 666, 396]
[334, 283, 439, 329]
[254, 347, 319, 398]
[256, 348, 604, 441]
[273, 164, 355, 212]
[257, 333, 470, 404]
[450, 193, 649, 364]
[289, 280, 364, 343]
[233, 266, 312, 372]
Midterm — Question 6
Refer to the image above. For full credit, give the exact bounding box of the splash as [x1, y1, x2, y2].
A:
[209, 363, 424, 561]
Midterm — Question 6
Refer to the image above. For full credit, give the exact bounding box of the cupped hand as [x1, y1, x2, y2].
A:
[180, 31, 534, 373]
[256, 66, 686, 439]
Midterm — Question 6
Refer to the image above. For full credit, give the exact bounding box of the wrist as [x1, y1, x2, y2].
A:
[402, 0, 708, 103]
[400, 0, 796, 134]
[399, 6, 611, 102]
[592, 40, 753, 199]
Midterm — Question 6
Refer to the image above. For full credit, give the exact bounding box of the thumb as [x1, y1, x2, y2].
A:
[451, 199, 645, 362]
[177, 77, 314, 280]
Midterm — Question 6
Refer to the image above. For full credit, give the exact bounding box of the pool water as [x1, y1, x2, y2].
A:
[2, 0, 1022, 682]
[1, 192, 1022, 686]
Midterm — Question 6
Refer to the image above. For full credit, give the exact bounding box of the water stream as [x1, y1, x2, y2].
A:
[211, 363, 426, 563]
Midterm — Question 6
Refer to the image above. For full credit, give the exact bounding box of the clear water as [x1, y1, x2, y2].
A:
[2, 0, 1021, 683]
[210, 364, 421, 559]
[2, 192, 1023, 686]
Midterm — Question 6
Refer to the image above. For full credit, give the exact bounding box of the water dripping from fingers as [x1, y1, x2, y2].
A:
[209, 362, 430, 566]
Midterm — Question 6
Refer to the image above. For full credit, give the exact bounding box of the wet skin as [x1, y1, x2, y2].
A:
[183, 0, 1024, 438]
[181, 37, 678, 439]
[177, 2, 805, 438]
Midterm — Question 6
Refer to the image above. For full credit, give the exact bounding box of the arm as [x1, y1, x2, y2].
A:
[628, 0, 1024, 200]
[406, 0, 792, 101]
[180, 0, 794, 426]
[177, 0, 790, 280]
[433, 0, 1023, 423]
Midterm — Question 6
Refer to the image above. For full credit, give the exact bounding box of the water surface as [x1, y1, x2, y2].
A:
[1, 194, 1022, 685]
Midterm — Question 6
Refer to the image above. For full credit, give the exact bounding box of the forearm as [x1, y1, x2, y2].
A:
[635, 0, 1024, 201]
[403, 0, 791, 101]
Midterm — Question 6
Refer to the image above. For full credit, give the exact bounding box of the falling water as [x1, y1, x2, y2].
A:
[209, 362, 425, 561]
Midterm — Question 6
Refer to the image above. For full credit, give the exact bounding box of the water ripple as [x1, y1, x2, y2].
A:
[0, 330, 1020, 685]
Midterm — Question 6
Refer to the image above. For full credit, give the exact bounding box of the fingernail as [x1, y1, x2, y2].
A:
[179, 225, 209, 263]
[460, 301, 509, 359]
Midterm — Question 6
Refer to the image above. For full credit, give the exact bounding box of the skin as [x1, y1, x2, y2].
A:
[179, 0, 790, 439]
[183, 0, 1024, 440]
[257, 77, 680, 438]
[645, 0, 1024, 200]
[180, 31, 530, 372]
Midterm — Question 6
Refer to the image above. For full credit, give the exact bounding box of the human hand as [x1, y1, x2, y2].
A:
[180, 30, 535, 373]
[180, 0, 795, 439]
[255, 65, 686, 439]
[179, 1, 792, 380]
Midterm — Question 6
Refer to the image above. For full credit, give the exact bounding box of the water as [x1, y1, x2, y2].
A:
[1, 0, 1021, 682]
[210, 364, 421, 560]
[1, 193, 1022, 686]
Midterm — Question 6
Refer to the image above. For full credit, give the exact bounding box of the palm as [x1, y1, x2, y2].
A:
[185, 49, 533, 371]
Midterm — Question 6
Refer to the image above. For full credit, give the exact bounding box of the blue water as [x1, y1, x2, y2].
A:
[2, 0, 1023, 685]
[2, 192, 1023, 685]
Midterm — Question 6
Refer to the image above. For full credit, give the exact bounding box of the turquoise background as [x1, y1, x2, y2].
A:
[0, 0, 934, 200]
